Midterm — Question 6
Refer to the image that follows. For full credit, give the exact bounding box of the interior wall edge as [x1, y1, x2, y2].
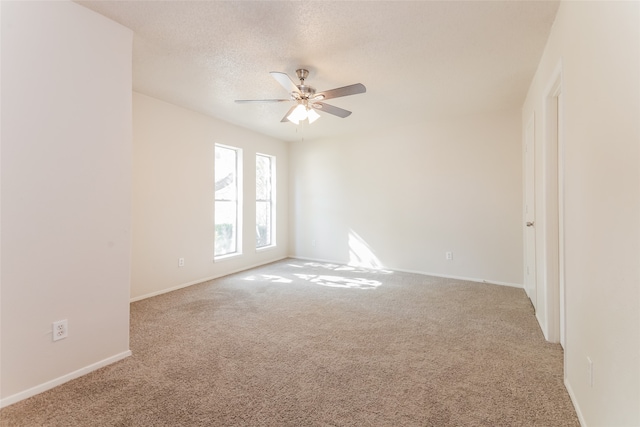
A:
[1, 0, 133, 401]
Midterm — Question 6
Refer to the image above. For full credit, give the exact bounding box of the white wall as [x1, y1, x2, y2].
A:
[1, 1, 133, 404]
[290, 109, 523, 286]
[131, 92, 289, 300]
[522, 1, 640, 425]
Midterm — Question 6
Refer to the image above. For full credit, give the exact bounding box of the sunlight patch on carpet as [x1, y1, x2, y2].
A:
[243, 274, 293, 283]
[294, 274, 382, 290]
[299, 262, 393, 275]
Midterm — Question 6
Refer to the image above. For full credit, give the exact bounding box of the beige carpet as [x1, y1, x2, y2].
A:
[1, 259, 579, 426]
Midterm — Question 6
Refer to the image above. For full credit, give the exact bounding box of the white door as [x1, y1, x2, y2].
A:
[524, 115, 537, 310]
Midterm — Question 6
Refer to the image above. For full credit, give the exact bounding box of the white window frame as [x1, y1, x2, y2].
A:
[256, 153, 276, 250]
[214, 144, 243, 260]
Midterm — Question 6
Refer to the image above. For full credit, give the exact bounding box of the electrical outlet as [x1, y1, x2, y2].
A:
[446, 251, 453, 260]
[587, 357, 593, 387]
[52, 320, 68, 341]
[311, 239, 316, 247]
[178, 257, 185, 267]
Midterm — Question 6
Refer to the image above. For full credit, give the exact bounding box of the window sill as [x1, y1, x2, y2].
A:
[256, 244, 277, 253]
[213, 252, 243, 263]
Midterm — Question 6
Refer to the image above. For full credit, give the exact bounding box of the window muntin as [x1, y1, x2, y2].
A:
[256, 154, 275, 248]
[215, 145, 242, 257]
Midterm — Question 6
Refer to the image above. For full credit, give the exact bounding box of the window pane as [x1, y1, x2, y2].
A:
[215, 201, 236, 256]
[215, 144, 241, 258]
[256, 155, 270, 200]
[256, 201, 271, 247]
[215, 146, 236, 200]
[256, 154, 274, 249]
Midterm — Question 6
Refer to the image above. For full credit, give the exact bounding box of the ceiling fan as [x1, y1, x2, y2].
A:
[235, 69, 366, 124]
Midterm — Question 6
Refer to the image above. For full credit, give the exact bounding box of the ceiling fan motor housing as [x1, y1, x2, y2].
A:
[295, 68, 309, 82]
[297, 85, 315, 99]
[294, 69, 317, 101]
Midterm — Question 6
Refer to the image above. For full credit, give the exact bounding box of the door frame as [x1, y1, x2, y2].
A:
[540, 61, 565, 345]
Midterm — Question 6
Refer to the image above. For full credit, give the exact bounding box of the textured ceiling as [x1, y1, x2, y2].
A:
[77, 1, 560, 142]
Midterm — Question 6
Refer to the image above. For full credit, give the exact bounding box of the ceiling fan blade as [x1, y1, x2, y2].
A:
[281, 105, 298, 123]
[314, 83, 366, 101]
[270, 71, 301, 95]
[235, 99, 290, 103]
[312, 102, 352, 118]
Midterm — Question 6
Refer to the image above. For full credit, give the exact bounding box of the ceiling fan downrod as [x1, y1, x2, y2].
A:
[295, 69, 316, 99]
[295, 69, 309, 84]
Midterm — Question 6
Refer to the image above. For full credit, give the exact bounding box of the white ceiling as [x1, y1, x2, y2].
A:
[77, 1, 560, 143]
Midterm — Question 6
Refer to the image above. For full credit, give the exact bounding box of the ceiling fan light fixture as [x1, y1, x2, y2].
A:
[287, 103, 307, 124]
[307, 108, 320, 124]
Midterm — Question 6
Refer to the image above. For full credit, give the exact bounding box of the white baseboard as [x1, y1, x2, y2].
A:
[288, 255, 523, 288]
[564, 377, 587, 426]
[130, 256, 289, 302]
[0, 350, 132, 409]
[536, 310, 548, 340]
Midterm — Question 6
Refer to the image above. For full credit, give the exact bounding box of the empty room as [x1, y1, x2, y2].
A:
[1, 1, 638, 426]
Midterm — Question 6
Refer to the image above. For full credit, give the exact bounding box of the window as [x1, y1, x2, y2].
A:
[256, 153, 275, 248]
[215, 144, 242, 258]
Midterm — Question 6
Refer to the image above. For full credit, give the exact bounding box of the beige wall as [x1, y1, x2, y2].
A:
[131, 92, 289, 300]
[1, 1, 133, 404]
[289, 109, 523, 286]
[5, 2, 638, 422]
[522, 1, 640, 425]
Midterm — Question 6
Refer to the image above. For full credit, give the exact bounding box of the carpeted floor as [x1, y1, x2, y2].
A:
[0, 259, 579, 426]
